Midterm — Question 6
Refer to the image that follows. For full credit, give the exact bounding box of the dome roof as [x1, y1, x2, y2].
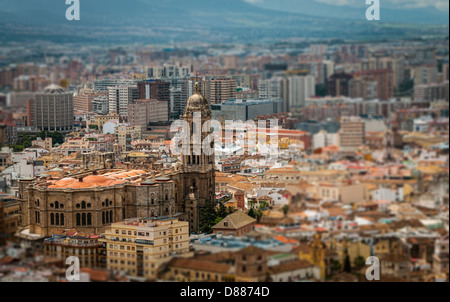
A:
[185, 82, 209, 112]
[41, 84, 69, 94]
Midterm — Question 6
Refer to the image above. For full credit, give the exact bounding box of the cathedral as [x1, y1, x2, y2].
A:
[17, 83, 216, 237]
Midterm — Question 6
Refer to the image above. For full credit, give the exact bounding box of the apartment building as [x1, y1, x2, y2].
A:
[100, 217, 190, 280]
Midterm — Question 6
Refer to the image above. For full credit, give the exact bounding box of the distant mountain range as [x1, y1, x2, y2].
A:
[0, 0, 448, 45]
[249, 0, 449, 25]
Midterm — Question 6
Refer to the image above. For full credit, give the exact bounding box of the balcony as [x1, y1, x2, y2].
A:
[135, 239, 154, 246]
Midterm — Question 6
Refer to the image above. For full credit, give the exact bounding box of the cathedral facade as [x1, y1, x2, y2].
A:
[17, 84, 216, 237]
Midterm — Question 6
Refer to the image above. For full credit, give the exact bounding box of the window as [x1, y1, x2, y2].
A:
[55, 201, 59, 209]
[76, 213, 81, 226]
[82, 213, 86, 226]
[81, 201, 86, 209]
[50, 213, 54, 225]
[87, 213, 92, 225]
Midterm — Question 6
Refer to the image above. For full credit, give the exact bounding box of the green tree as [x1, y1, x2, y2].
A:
[11, 144, 24, 152]
[199, 199, 218, 234]
[248, 199, 255, 209]
[254, 208, 263, 223]
[282, 204, 289, 217]
[344, 253, 352, 273]
[213, 217, 223, 225]
[226, 206, 235, 216]
[247, 208, 256, 218]
[353, 255, 366, 269]
[259, 200, 269, 210]
[216, 202, 228, 220]
[331, 260, 341, 274]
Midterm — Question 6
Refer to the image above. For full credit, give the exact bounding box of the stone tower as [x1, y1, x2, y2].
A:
[175, 82, 216, 233]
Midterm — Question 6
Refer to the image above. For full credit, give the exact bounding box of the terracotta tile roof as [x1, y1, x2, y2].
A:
[294, 243, 311, 254]
[381, 254, 410, 263]
[269, 260, 314, 274]
[212, 212, 256, 230]
[80, 267, 110, 282]
[168, 258, 232, 274]
[227, 182, 259, 192]
[235, 245, 266, 256]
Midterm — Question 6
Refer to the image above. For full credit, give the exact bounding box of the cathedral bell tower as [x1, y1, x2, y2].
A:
[175, 82, 216, 233]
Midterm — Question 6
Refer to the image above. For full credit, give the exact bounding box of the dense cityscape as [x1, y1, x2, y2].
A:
[0, 0, 449, 284]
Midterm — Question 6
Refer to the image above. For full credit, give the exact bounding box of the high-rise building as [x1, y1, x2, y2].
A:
[92, 95, 109, 115]
[137, 80, 171, 103]
[128, 99, 169, 129]
[339, 116, 365, 153]
[352, 69, 394, 101]
[414, 82, 449, 102]
[73, 90, 106, 113]
[326, 73, 353, 98]
[207, 78, 237, 105]
[169, 77, 189, 119]
[211, 99, 283, 122]
[349, 78, 378, 100]
[413, 64, 439, 86]
[258, 77, 284, 100]
[108, 85, 138, 120]
[286, 75, 315, 110]
[99, 217, 190, 279]
[201, 78, 237, 105]
[94, 78, 138, 92]
[33, 84, 74, 132]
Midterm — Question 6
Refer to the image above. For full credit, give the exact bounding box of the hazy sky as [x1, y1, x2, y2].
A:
[245, 0, 449, 11]
[316, 0, 449, 10]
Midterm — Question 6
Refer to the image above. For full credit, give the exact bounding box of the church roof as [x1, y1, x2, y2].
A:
[212, 212, 256, 230]
[184, 82, 210, 113]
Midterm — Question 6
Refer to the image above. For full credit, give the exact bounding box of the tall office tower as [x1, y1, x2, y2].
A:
[326, 73, 353, 97]
[73, 90, 106, 113]
[137, 80, 171, 102]
[26, 99, 34, 126]
[414, 82, 449, 102]
[169, 77, 189, 120]
[258, 77, 284, 100]
[442, 63, 449, 82]
[379, 58, 406, 89]
[352, 69, 394, 101]
[0, 93, 6, 108]
[94, 78, 138, 92]
[108, 85, 138, 120]
[9, 91, 35, 112]
[128, 99, 169, 129]
[413, 64, 439, 86]
[285, 75, 315, 110]
[339, 116, 365, 153]
[198, 78, 237, 105]
[92, 95, 109, 115]
[33, 84, 74, 133]
[322, 60, 335, 85]
[349, 78, 378, 100]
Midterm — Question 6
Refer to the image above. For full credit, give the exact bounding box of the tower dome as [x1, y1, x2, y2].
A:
[185, 82, 210, 113]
